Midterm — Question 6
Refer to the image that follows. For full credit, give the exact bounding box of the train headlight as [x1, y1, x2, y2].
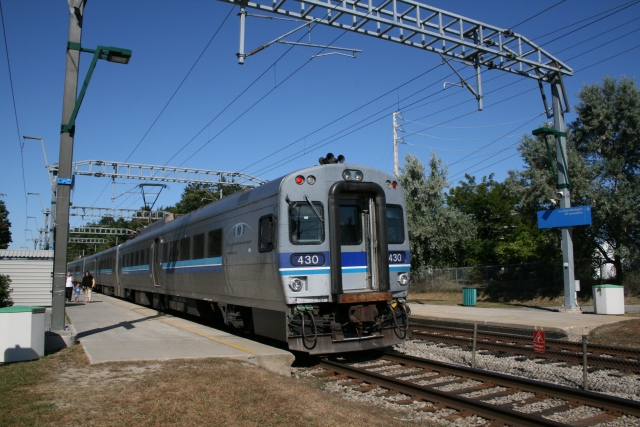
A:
[306, 175, 316, 185]
[342, 169, 363, 181]
[289, 278, 304, 292]
[398, 273, 409, 286]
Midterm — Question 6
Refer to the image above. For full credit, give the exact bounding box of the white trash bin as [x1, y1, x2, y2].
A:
[592, 284, 625, 315]
[0, 306, 46, 362]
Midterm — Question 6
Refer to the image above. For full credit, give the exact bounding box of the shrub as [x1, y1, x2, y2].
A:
[0, 274, 13, 308]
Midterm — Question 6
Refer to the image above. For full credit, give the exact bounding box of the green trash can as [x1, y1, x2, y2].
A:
[462, 287, 477, 306]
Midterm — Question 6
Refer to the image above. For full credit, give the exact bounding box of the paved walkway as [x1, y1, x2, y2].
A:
[62, 294, 294, 376]
[408, 303, 637, 340]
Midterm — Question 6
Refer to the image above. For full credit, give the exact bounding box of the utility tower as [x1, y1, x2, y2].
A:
[220, 0, 578, 310]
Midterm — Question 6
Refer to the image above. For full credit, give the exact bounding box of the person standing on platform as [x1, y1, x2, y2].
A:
[74, 282, 81, 302]
[65, 272, 74, 302]
[82, 271, 95, 303]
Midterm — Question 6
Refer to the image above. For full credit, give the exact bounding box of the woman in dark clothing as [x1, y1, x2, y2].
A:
[82, 271, 95, 303]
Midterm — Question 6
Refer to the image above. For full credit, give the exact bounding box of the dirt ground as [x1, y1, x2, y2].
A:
[1, 344, 438, 427]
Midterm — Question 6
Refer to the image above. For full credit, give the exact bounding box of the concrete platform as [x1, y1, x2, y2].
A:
[62, 294, 294, 376]
[408, 303, 637, 341]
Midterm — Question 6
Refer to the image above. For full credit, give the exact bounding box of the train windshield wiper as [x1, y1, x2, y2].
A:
[304, 195, 324, 222]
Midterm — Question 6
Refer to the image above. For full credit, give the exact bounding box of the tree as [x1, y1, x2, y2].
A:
[0, 274, 13, 308]
[448, 174, 541, 266]
[569, 76, 640, 283]
[507, 76, 640, 285]
[0, 200, 12, 249]
[173, 182, 243, 214]
[399, 153, 474, 270]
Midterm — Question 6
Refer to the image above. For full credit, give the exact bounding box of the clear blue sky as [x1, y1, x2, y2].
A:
[1, 0, 639, 250]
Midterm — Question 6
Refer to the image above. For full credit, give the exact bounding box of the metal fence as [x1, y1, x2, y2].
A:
[406, 318, 640, 397]
[409, 263, 640, 299]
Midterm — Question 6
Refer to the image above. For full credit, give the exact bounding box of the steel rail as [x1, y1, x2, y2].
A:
[319, 352, 640, 426]
[384, 353, 640, 418]
[321, 357, 566, 426]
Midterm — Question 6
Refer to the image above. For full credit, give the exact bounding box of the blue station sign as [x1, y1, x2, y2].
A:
[537, 206, 592, 229]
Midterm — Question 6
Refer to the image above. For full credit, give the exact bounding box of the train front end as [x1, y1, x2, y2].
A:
[279, 159, 411, 354]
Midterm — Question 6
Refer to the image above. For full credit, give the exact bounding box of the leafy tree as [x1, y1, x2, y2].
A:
[399, 153, 474, 270]
[507, 76, 640, 285]
[173, 182, 243, 214]
[448, 174, 542, 265]
[0, 200, 12, 249]
[0, 274, 13, 308]
[506, 126, 594, 278]
[569, 76, 640, 283]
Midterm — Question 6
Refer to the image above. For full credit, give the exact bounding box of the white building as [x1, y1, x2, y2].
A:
[0, 250, 53, 306]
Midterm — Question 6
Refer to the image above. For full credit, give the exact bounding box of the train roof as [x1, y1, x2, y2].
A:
[127, 162, 395, 243]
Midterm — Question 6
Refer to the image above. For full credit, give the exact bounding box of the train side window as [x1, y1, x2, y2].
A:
[289, 202, 324, 245]
[387, 205, 405, 244]
[134, 251, 140, 266]
[144, 248, 149, 265]
[208, 229, 222, 258]
[339, 203, 362, 245]
[169, 241, 179, 262]
[162, 243, 169, 263]
[258, 215, 276, 252]
[193, 233, 205, 259]
[179, 237, 190, 261]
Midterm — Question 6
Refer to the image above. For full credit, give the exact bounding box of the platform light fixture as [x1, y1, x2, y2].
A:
[62, 44, 132, 135]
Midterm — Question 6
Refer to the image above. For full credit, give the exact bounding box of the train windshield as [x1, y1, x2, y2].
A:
[289, 202, 324, 244]
[387, 205, 405, 244]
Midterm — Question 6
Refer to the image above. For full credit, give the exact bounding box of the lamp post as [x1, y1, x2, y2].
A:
[50, 2, 132, 333]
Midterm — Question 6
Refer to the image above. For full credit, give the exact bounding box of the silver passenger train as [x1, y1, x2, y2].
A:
[68, 158, 411, 354]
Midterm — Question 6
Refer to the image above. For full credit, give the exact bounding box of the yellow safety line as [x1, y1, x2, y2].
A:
[159, 318, 257, 354]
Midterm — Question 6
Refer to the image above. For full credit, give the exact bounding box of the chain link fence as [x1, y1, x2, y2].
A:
[409, 262, 640, 301]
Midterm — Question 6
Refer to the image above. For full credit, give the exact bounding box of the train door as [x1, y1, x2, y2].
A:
[328, 180, 389, 297]
[152, 238, 164, 287]
[339, 196, 379, 292]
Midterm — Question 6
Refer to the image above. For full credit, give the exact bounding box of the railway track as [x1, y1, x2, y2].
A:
[315, 351, 640, 426]
[410, 322, 640, 374]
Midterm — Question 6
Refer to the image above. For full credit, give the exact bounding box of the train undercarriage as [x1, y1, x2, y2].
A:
[286, 294, 411, 354]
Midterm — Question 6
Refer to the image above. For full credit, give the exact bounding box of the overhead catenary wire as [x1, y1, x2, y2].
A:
[146, 0, 639, 184]
[0, 0, 28, 227]
[52, 1, 640, 220]
[173, 2, 385, 169]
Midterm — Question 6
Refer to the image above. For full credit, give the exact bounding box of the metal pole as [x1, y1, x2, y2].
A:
[238, 7, 246, 64]
[472, 323, 477, 369]
[551, 74, 578, 311]
[51, 1, 85, 332]
[582, 334, 588, 390]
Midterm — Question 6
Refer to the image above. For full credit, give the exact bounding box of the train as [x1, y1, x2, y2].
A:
[68, 157, 411, 354]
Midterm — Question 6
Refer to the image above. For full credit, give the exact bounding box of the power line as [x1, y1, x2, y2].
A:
[0, 0, 28, 224]
[123, 4, 237, 164]
[510, 0, 567, 29]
